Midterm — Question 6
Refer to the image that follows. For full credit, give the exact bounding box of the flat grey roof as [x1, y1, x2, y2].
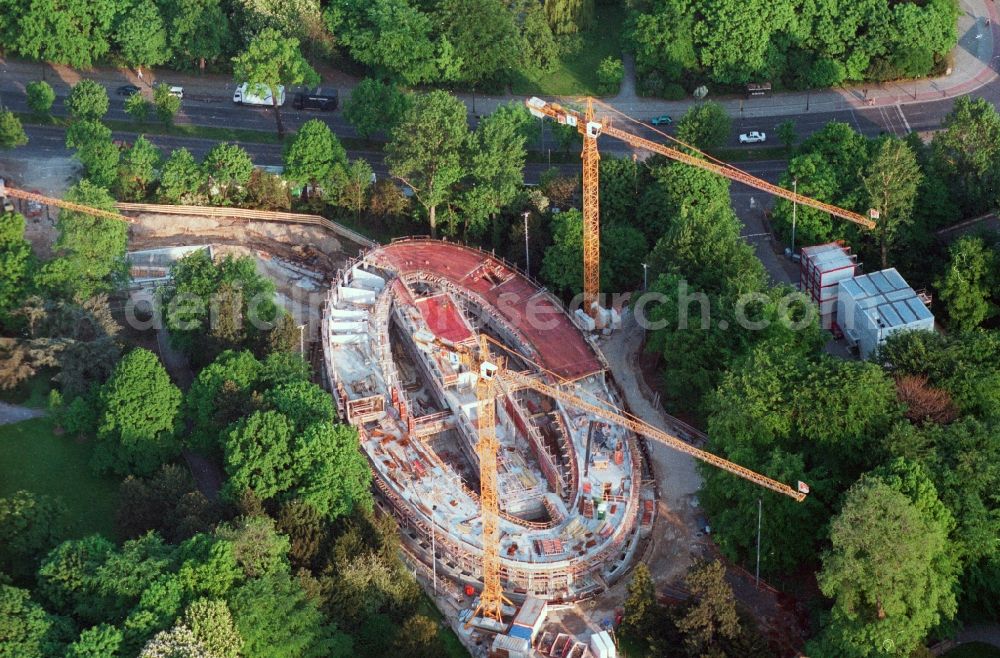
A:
[842, 268, 934, 329]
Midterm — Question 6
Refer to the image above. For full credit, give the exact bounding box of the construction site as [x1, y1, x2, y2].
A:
[0, 95, 881, 658]
[322, 239, 654, 606]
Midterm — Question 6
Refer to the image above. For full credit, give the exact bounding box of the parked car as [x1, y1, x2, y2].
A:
[739, 131, 766, 144]
[154, 83, 184, 99]
[650, 114, 672, 126]
[293, 88, 338, 111]
[116, 84, 141, 97]
[233, 83, 285, 107]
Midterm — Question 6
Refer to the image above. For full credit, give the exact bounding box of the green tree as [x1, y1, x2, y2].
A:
[436, 0, 522, 84]
[138, 624, 211, 658]
[77, 138, 120, 189]
[544, 0, 594, 34]
[328, 0, 439, 85]
[116, 464, 218, 542]
[67, 624, 124, 658]
[117, 136, 162, 201]
[692, 0, 790, 84]
[153, 83, 182, 128]
[776, 120, 797, 153]
[935, 236, 997, 332]
[288, 421, 371, 520]
[275, 499, 326, 571]
[863, 138, 921, 269]
[181, 599, 242, 658]
[676, 560, 740, 656]
[164, 0, 231, 70]
[461, 102, 528, 237]
[811, 466, 958, 658]
[393, 615, 443, 658]
[621, 562, 657, 643]
[36, 534, 116, 620]
[184, 349, 262, 453]
[596, 56, 624, 95]
[519, 0, 559, 71]
[114, 0, 171, 67]
[159, 148, 205, 204]
[222, 410, 295, 500]
[386, 90, 469, 237]
[0, 491, 66, 582]
[265, 380, 334, 430]
[232, 27, 319, 138]
[65, 119, 112, 150]
[339, 159, 374, 217]
[930, 96, 1000, 216]
[676, 101, 731, 149]
[92, 348, 182, 477]
[202, 143, 254, 203]
[0, 212, 35, 325]
[342, 78, 410, 140]
[0, 109, 27, 149]
[13, 0, 116, 69]
[228, 570, 351, 658]
[283, 119, 347, 193]
[66, 80, 109, 121]
[0, 585, 60, 658]
[38, 180, 127, 300]
[25, 80, 55, 116]
[125, 92, 152, 122]
[541, 208, 584, 297]
[601, 224, 648, 293]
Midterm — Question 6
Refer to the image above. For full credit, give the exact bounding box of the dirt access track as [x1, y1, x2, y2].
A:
[121, 203, 374, 275]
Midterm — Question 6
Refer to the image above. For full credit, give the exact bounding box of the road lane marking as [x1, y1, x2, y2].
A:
[896, 104, 912, 133]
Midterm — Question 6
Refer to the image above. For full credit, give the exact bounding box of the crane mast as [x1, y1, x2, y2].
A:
[581, 100, 601, 318]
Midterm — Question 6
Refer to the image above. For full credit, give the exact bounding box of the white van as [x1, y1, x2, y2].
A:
[233, 83, 286, 107]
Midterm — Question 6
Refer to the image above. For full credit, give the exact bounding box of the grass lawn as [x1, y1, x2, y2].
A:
[510, 5, 626, 97]
[0, 416, 119, 539]
[943, 643, 1000, 658]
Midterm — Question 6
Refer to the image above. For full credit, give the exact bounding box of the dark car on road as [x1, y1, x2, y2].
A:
[293, 88, 338, 111]
[650, 114, 672, 125]
[116, 84, 141, 97]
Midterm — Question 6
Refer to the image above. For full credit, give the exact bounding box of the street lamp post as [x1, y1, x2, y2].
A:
[790, 179, 798, 259]
[298, 323, 307, 355]
[523, 211, 531, 276]
[755, 498, 762, 588]
[641, 263, 648, 290]
[431, 504, 437, 596]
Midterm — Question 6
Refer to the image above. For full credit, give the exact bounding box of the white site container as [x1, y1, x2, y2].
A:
[836, 268, 934, 359]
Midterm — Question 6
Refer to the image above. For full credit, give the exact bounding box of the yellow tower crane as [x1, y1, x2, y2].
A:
[451, 335, 808, 627]
[525, 97, 876, 319]
[0, 180, 132, 223]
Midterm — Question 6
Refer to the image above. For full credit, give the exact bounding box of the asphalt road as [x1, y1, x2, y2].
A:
[0, 76, 978, 164]
[2, 61, 998, 188]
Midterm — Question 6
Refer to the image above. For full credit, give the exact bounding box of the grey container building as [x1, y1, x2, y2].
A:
[836, 268, 934, 359]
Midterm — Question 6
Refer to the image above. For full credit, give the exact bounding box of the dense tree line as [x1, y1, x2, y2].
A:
[1, 308, 444, 657]
[619, 561, 771, 656]
[627, 0, 959, 95]
[0, 0, 588, 89]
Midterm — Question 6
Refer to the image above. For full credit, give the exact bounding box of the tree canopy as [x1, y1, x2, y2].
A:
[232, 27, 319, 137]
[92, 348, 182, 477]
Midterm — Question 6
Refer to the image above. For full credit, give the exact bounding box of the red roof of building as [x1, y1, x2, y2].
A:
[372, 240, 603, 381]
[415, 293, 475, 345]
